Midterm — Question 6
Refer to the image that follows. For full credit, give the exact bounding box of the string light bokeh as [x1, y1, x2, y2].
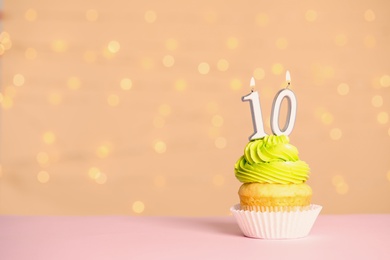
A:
[0, 1, 389, 216]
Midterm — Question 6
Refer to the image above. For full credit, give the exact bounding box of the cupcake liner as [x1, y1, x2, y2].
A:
[230, 204, 322, 239]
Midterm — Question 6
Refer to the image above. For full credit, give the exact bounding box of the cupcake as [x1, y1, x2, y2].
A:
[231, 135, 322, 239]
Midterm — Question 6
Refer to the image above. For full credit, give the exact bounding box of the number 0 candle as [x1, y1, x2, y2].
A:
[270, 70, 297, 136]
[242, 77, 267, 140]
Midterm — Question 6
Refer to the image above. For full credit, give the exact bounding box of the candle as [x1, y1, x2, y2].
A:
[270, 70, 297, 136]
[242, 77, 267, 140]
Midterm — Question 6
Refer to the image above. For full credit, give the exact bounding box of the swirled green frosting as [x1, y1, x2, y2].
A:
[234, 135, 310, 184]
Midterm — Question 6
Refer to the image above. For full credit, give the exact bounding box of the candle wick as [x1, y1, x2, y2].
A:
[251, 88, 254, 93]
[286, 82, 291, 89]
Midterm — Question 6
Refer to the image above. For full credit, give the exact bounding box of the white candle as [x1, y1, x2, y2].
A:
[242, 77, 267, 140]
[271, 70, 297, 136]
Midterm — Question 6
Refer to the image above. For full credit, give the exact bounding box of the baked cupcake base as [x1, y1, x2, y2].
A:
[230, 204, 322, 239]
[239, 183, 312, 212]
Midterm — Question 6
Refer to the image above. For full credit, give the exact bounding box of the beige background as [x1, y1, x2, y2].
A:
[0, 0, 389, 216]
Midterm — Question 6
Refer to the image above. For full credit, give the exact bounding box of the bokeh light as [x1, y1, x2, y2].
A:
[37, 171, 50, 184]
[330, 128, 342, 140]
[337, 83, 350, 95]
[120, 78, 132, 90]
[305, 10, 317, 22]
[145, 10, 157, 23]
[154, 140, 167, 153]
[132, 201, 145, 214]
[364, 9, 376, 22]
[198, 62, 210, 75]
[162, 55, 175, 67]
[217, 59, 229, 72]
[377, 112, 389, 124]
[86, 9, 99, 21]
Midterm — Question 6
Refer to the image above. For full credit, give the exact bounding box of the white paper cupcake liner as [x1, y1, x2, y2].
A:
[230, 204, 322, 239]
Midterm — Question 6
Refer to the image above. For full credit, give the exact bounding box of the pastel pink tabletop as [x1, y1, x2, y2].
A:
[1, 215, 389, 260]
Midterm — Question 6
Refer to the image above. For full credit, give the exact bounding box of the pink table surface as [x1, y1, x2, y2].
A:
[0, 214, 389, 260]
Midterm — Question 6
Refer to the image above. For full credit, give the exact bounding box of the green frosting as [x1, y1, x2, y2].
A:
[234, 135, 310, 184]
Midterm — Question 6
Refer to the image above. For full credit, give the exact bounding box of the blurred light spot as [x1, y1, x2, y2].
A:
[215, 137, 227, 149]
[323, 66, 335, 78]
[107, 94, 120, 106]
[141, 57, 155, 69]
[95, 172, 107, 184]
[25, 48, 37, 60]
[387, 170, 390, 182]
[364, 9, 376, 22]
[120, 78, 132, 90]
[332, 175, 344, 186]
[211, 115, 224, 127]
[208, 127, 220, 138]
[132, 201, 145, 214]
[255, 13, 269, 26]
[107, 41, 120, 53]
[0, 32, 12, 50]
[337, 83, 350, 95]
[88, 167, 101, 179]
[83, 50, 97, 63]
[67, 77, 81, 90]
[226, 37, 239, 49]
[153, 116, 165, 128]
[253, 68, 265, 80]
[1, 96, 13, 109]
[96, 144, 112, 158]
[213, 174, 225, 186]
[25, 8, 37, 21]
[377, 112, 388, 124]
[321, 112, 334, 125]
[145, 10, 157, 23]
[43, 131, 56, 145]
[0, 45, 5, 56]
[336, 182, 349, 194]
[13, 74, 25, 86]
[371, 95, 383, 107]
[165, 38, 178, 51]
[364, 35, 376, 48]
[334, 34, 348, 46]
[86, 9, 99, 21]
[380, 75, 390, 88]
[198, 62, 210, 75]
[276, 37, 288, 49]
[37, 152, 49, 166]
[332, 175, 349, 195]
[230, 79, 242, 90]
[162, 55, 175, 67]
[203, 10, 217, 24]
[159, 104, 171, 116]
[271, 63, 284, 75]
[305, 10, 317, 22]
[174, 79, 187, 91]
[48, 92, 62, 105]
[217, 59, 229, 72]
[330, 128, 342, 140]
[154, 175, 166, 188]
[37, 171, 50, 183]
[154, 141, 167, 153]
[51, 40, 68, 52]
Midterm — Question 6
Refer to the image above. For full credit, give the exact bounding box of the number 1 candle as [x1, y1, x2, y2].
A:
[242, 77, 267, 140]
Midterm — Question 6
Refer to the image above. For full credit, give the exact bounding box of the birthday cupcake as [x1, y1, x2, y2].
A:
[231, 135, 322, 239]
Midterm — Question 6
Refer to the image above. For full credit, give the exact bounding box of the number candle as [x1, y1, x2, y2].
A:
[242, 77, 267, 140]
[270, 70, 297, 136]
